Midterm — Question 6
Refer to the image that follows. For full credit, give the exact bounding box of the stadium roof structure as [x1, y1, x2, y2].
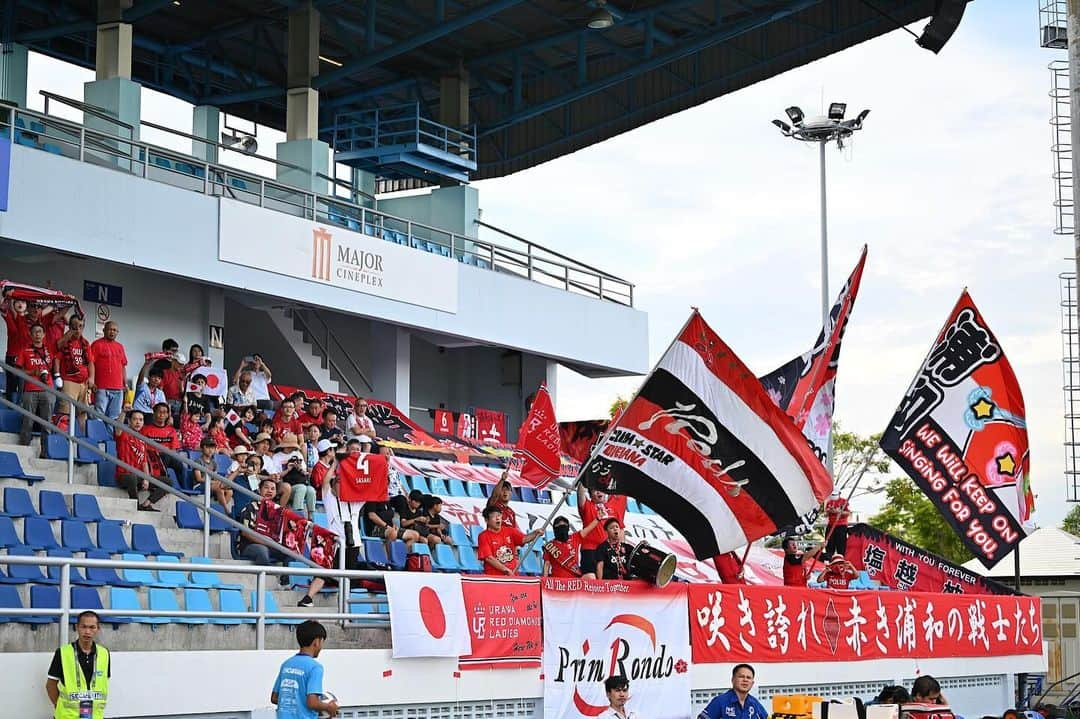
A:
[9, 0, 952, 179]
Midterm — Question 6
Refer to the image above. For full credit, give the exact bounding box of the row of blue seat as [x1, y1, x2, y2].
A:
[0, 517, 178, 557]
[1, 487, 106, 522]
[11, 117, 64, 156]
[324, 210, 492, 268]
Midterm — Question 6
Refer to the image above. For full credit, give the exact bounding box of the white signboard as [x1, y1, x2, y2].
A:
[218, 199, 459, 313]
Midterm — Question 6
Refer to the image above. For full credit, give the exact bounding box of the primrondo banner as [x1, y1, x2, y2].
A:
[542, 578, 691, 719]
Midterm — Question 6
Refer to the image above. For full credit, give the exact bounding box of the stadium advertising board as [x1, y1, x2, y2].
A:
[218, 198, 458, 312]
[689, 584, 1041, 664]
[543, 579, 691, 719]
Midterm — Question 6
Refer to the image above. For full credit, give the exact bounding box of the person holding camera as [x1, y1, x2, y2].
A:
[16, 322, 54, 456]
[282, 449, 317, 519]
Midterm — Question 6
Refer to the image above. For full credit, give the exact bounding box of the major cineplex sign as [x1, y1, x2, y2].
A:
[218, 199, 459, 313]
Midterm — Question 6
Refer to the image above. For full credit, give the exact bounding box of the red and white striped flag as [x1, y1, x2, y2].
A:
[513, 384, 561, 488]
[581, 311, 833, 560]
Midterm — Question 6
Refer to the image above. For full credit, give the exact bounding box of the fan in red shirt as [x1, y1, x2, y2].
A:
[816, 554, 858, 589]
[15, 323, 54, 454]
[477, 505, 542, 576]
[713, 551, 745, 584]
[88, 321, 128, 420]
[272, 398, 303, 442]
[824, 492, 851, 556]
[114, 410, 171, 511]
[542, 514, 600, 579]
[484, 475, 517, 529]
[781, 536, 822, 587]
[576, 486, 628, 575]
[54, 314, 93, 434]
[140, 403, 183, 493]
[2, 296, 30, 402]
[297, 396, 325, 429]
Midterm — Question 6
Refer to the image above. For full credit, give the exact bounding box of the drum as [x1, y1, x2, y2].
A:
[627, 541, 678, 587]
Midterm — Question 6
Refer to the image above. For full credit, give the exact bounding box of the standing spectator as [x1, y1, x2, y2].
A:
[781, 536, 820, 587]
[46, 610, 111, 719]
[485, 475, 517, 529]
[297, 397, 324, 429]
[303, 424, 322, 469]
[116, 409, 173, 511]
[596, 519, 635, 580]
[347, 396, 377, 438]
[309, 439, 335, 492]
[824, 491, 850, 557]
[816, 554, 858, 589]
[234, 354, 273, 409]
[698, 664, 768, 719]
[44, 306, 68, 357]
[577, 486, 628, 577]
[477, 505, 542, 576]
[207, 413, 231, 452]
[132, 367, 166, 414]
[16, 323, 53, 456]
[183, 344, 209, 378]
[543, 514, 599, 579]
[601, 675, 635, 719]
[272, 399, 303, 442]
[270, 620, 338, 718]
[380, 444, 408, 515]
[227, 370, 258, 408]
[53, 314, 93, 435]
[179, 402, 208, 451]
[89, 321, 127, 420]
[193, 436, 233, 510]
[713, 551, 745, 584]
[2, 295, 30, 403]
[236, 477, 287, 566]
[319, 409, 344, 445]
[158, 339, 184, 413]
[185, 374, 213, 416]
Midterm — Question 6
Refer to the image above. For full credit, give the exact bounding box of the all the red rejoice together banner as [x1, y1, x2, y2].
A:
[689, 584, 1041, 664]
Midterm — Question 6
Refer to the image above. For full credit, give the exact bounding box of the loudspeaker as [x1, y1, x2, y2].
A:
[916, 0, 968, 54]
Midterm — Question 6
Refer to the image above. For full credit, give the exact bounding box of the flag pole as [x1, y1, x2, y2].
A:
[803, 462, 870, 580]
[522, 309, 702, 558]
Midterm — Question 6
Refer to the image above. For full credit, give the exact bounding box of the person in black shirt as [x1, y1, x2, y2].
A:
[362, 498, 422, 555]
[185, 373, 213, 415]
[424, 495, 451, 545]
[597, 518, 636, 580]
[319, 408, 345, 445]
[236, 477, 287, 566]
[398, 489, 441, 549]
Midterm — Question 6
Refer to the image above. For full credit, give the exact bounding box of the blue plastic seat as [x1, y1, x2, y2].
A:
[410, 475, 431, 494]
[29, 584, 60, 622]
[45, 549, 101, 585]
[519, 487, 537, 503]
[7, 545, 54, 583]
[189, 556, 243, 590]
[209, 503, 231, 532]
[2, 487, 36, 518]
[97, 460, 118, 488]
[109, 587, 143, 623]
[566, 490, 577, 507]
[509, 487, 523, 502]
[626, 497, 641, 514]
[537, 489, 552, 504]
[362, 538, 390, 567]
[469, 525, 484, 546]
[183, 588, 213, 624]
[0, 410, 19, 433]
[44, 434, 70, 460]
[154, 555, 190, 587]
[23, 516, 60, 551]
[428, 477, 448, 496]
[0, 517, 19, 549]
[174, 502, 203, 529]
[432, 544, 460, 572]
[86, 420, 111, 444]
[214, 454, 232, 475]
[457, 544, 484, 573]
[0, 584, 47, 623]
[61, 520, 97, 553]
[251, 590, 301, 625]
[97, 520, 131, 554]
[132, 523, 182, 557]
[313, 512, 328, 528]
[520, 551, 542, 576]
[0, 564, 27, 584]
[85, 550, 139, 587]
[214, 588, 253, 625]
[449, 523, 470, 547]
[72, 494, 105, 523]
[71, 586, 122, 624]
[0, 452, 46, 483]
[466, 482, 485, 499]
[388, 540, 407, 569]
[146, 588, 181, 624]
[120, 552, 168, 587]
[447, 480, 468, 498]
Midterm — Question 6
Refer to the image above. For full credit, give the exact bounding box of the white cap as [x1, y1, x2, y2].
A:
[356, 434, 373, 443]
[315, 438, 335, 453]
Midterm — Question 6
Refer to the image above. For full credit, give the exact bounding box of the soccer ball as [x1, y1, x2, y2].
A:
[318, 691, 338, 718]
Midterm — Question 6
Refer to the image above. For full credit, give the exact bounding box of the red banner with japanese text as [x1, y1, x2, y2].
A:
[689, 584, 1041, 664]
[459, 576, 541, 670]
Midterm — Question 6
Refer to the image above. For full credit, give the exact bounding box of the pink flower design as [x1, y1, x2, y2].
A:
[675, 659, 688, 674]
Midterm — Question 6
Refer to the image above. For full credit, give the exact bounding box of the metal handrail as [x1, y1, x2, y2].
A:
[291, 307, 375, 395]
[0, 359, 319, 570]
[7, 103, 634, 306]
[40, 90, 133, 135]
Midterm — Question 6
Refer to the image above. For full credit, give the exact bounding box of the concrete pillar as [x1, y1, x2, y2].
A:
[0, 43, 29, 108]
[276, 3, 330, 194]
[84, 0, 139, 152]
[439, 67, 470, 129]
[370, 323, 411, 413]
[95, 22, 132, 80]
[351, 166, 376, 208]
[192, 105, 221, 164]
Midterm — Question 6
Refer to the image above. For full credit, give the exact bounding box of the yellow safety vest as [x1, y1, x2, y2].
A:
[55, 643, 109, 719]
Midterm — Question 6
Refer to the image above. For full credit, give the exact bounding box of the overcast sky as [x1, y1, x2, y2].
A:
[25, 0, 1068, 526]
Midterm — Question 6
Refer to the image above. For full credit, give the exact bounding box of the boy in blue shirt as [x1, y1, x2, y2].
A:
[698, 664, 768, 719]
[271, 620, 339, 719]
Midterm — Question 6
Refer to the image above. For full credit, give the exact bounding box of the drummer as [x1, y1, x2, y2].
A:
[596, 518, 636, 580]
[543, 514, 601, 579]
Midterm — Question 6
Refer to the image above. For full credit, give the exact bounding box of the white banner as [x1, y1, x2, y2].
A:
[218, 199, 459, 312]
[386, 572, 470, 658]
[542, 578, 691, 719]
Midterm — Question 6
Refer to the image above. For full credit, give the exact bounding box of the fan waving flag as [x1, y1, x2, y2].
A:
[513, 384, 562, 488]
[880, 291, 1033, 568]
[581, 311, 833, 559]
[337, 452, 390, 503]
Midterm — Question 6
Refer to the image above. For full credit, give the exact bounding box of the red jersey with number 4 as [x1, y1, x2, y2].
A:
[580, 495, 628, 550]
[337, 453, 389, 502]
[478, 525, 525, 575]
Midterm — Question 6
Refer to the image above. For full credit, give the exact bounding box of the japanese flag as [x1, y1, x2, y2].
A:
[225, 408, 242, 426]
[188, 367, 228, 397]
[385, 573, 470, 658]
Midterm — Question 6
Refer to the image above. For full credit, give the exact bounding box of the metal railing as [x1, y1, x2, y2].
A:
[331, 103, 477, 165]
[1, 97, 635, 306]
[0, 554, 389, 649]
[290, 307, 375, 396]
[0, 359, 318, 569]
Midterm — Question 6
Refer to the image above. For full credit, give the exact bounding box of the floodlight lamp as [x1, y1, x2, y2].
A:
[587, 4, 615, 29]
[828, 102, 847, 120]
[785, 106, 804, 125]
[772, 119, 791, 134]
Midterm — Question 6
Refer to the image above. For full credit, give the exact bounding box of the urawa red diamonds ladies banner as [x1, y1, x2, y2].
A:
[689, 584, 1041, 664]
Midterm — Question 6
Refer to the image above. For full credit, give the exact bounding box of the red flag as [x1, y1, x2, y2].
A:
[310, 524, 340, 569]
[514, 384, 561, 488]
[337, 452, 390, 503]
[434, 409, 454, 435]
[457, 412, 475, 440]
[475, 408, 507, 445]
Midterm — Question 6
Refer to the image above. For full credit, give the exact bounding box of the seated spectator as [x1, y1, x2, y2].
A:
[53, 313, 93, 435]
[319, 408, 344, 444]
[15, 322, 53, 456]
[398, 489, 442, 549]
[272, 398, 303, 442]
[816, 554, 858, 589]
[543, 514, 599, 579]
[115, 409, 171, 512]
[870, 686, 911, 705]
[227, 405, 257, 447]
[236, 477, 287, 566]
[225, 444, 253, 491]
[238, 453, 266, 493]
[132, 367, 166, 414]
[910, 676, 946, 705]
[227, 369, 258, 408]
[141, 402, 186, 484]
[252, 432, 279, 474]
[363, 495, 422, 554]
[297, 397, 324, 429]
[281, 450, 316, 519]
[347, 396, 377, 438]
[485, 475, 517, 529]
[193, 436, 233, 511]
[271, 433, 304, 472]
[424, 496, 451, 544]
[596, 518, 636, 580]
[185, 373, 213, 415]
[477, 505, 542, 576]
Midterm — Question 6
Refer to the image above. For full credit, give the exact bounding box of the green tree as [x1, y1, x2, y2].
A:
[609, 395, 629, 419]
[831, 425, 891, 497]
[1062, 505, 1080, 537]
[869, 477, 973, 564]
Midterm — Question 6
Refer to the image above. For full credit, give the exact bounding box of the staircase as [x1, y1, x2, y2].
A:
[266, 307, 342, 394]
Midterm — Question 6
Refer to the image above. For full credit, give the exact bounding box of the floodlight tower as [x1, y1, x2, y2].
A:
[772, 104, 870, 326]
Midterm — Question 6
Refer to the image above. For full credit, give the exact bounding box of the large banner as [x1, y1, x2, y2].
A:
[880, 291, 1034, 568]
[845, 523, 1015, 595]
[218, 198, 459, 312]
[689, 584, 1041, 664]
[543, 579, 691, 719]
[460, 576, 542, 670]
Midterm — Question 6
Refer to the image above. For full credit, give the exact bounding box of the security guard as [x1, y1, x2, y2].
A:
[46, 610, 110, 719]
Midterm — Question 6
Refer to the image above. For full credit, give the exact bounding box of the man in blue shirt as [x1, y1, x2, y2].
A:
[698, 664, 768, 719]
[271, 620, 339, 719]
